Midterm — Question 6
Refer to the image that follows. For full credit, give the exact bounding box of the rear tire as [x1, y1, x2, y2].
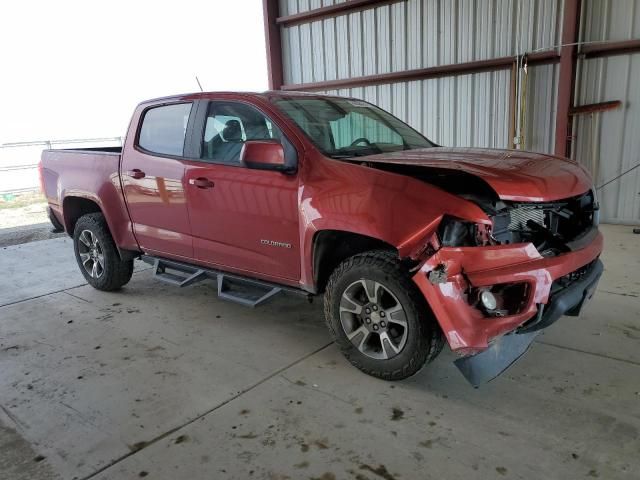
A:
[324, 250, 444, 381]
[73, 213, 133, 291]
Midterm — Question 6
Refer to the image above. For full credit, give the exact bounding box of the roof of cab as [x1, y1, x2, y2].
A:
[138, 90, 352, 106]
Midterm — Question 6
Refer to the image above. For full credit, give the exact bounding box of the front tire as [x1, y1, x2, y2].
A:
[73, 213, 133, 291]
[324, 250, 444, 380]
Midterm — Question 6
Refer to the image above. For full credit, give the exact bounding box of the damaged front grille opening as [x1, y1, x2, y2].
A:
[436, 191, 596, 256]
[551, 259, 597, 295]
[490, 191, 596, 256]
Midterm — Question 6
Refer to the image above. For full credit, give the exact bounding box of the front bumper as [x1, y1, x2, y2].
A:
[412, 230, 604, 384]
[454, 259, 603, 386]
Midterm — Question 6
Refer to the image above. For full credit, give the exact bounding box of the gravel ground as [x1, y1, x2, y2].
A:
[0, 223, 65, 248]
[0, 193, 65, 247]
[0, 196, 49, 229]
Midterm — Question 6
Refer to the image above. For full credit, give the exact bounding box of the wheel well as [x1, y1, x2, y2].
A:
[62, 197, 102, 235]
[313, 230, 397, 293]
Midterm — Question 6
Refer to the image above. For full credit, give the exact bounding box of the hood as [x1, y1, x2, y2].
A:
[360, 147, 593, 202]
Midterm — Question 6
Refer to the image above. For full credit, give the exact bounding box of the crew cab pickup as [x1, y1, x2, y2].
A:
[40, 92, 603, 385]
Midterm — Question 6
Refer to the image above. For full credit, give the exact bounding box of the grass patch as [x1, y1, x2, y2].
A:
[0, 192, 46, 209]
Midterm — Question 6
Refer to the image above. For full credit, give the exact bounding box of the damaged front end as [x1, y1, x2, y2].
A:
[438, 189, 599, 252]
[410, 189, 603, 386]
[453, 259, 603, 387]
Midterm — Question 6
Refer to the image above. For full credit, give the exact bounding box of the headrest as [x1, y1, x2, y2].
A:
[222, 120, 243, 142]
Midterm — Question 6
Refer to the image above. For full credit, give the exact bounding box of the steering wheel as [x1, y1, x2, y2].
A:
[350, 137, 372, 147]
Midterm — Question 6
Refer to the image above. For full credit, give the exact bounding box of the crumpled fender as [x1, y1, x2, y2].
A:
[298, 156, 489, 288]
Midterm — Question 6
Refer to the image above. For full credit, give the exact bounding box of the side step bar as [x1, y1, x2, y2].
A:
[142, 255, 309, 308]
[216, 274, 282, 308]
[153, 258, 207, 287]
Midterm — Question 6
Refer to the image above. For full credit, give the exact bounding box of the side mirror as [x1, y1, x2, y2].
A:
[240, 140, 291, 172]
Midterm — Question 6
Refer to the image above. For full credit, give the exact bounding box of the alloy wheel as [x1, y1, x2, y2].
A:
[339, 279, 408, 360]
[78, 229, 105, 279]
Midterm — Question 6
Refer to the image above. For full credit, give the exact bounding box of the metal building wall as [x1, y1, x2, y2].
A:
[322, 70, 511, 148]
[272, 0, 640, 223]
[524, 63, 560, 153]
[280, 0, 562, 83]
[574, 0, 640, 223]
[279, 0, 562, 149]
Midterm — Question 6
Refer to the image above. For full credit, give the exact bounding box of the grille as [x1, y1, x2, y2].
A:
[508, 206, 545, 232]
[490, 191, 595, 253]
[561, 260, 595, 283]
[551, 259, 597, 293]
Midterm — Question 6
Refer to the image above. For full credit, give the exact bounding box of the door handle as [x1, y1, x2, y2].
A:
[126, 169, 146, 179]
[189, 177, 215, 189]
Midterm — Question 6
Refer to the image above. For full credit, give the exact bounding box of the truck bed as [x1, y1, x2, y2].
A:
[40, 148, 122, 201]
[48, 146, 122, 154]
[40, 147, 138, 251]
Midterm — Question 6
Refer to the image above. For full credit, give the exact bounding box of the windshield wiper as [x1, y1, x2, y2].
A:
[329, 146, 382, 159]
[330, 152, 374, 159]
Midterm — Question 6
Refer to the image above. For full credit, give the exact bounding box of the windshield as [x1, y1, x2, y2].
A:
[273, 97, 435, 158]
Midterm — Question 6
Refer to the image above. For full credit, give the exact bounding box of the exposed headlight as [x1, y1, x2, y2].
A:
[480, 290, 497, 311]
[469, 283, 529, 317]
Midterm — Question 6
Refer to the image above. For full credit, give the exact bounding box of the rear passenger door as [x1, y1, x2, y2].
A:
[183, 100, 301, 281]
[121, 102, 197, 259]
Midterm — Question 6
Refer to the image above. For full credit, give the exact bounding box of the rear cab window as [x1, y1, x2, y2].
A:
[138, 103, 193, 156]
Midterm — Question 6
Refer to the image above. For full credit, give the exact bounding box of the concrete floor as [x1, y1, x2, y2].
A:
[0, 225, 638, 480]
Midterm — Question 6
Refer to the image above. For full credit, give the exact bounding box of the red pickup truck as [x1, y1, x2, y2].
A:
[40, 91, 603, 386]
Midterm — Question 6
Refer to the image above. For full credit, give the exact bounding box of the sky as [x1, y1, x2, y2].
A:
[0, 0, 269, 144]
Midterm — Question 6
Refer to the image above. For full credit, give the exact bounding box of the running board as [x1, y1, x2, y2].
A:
[216, 274, 282, 307]
[143, 255, 305, 308]
[153, 259, 207, 287]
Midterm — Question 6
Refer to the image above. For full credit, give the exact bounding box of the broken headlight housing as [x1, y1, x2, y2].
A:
[437, 216, 491, 247]
[469, 283, 530, 317]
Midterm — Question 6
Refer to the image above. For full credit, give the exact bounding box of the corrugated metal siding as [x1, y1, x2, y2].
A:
[322, 69, 511, 148]
[523, 63, 559, 153]
[280, 0, 563, 85]
[574, 54, 640, 224]
[581, 0, 640, 42]
[279, 0, 564, 151]
[277, 0, 639, 223]
[572, 2, 640, 224]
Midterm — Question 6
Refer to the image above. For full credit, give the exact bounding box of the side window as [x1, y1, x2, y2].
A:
[201, 102, 288, 164]
[138, 103, 192, 156]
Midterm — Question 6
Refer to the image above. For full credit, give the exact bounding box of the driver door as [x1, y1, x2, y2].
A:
[184, 100, 301, 281]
